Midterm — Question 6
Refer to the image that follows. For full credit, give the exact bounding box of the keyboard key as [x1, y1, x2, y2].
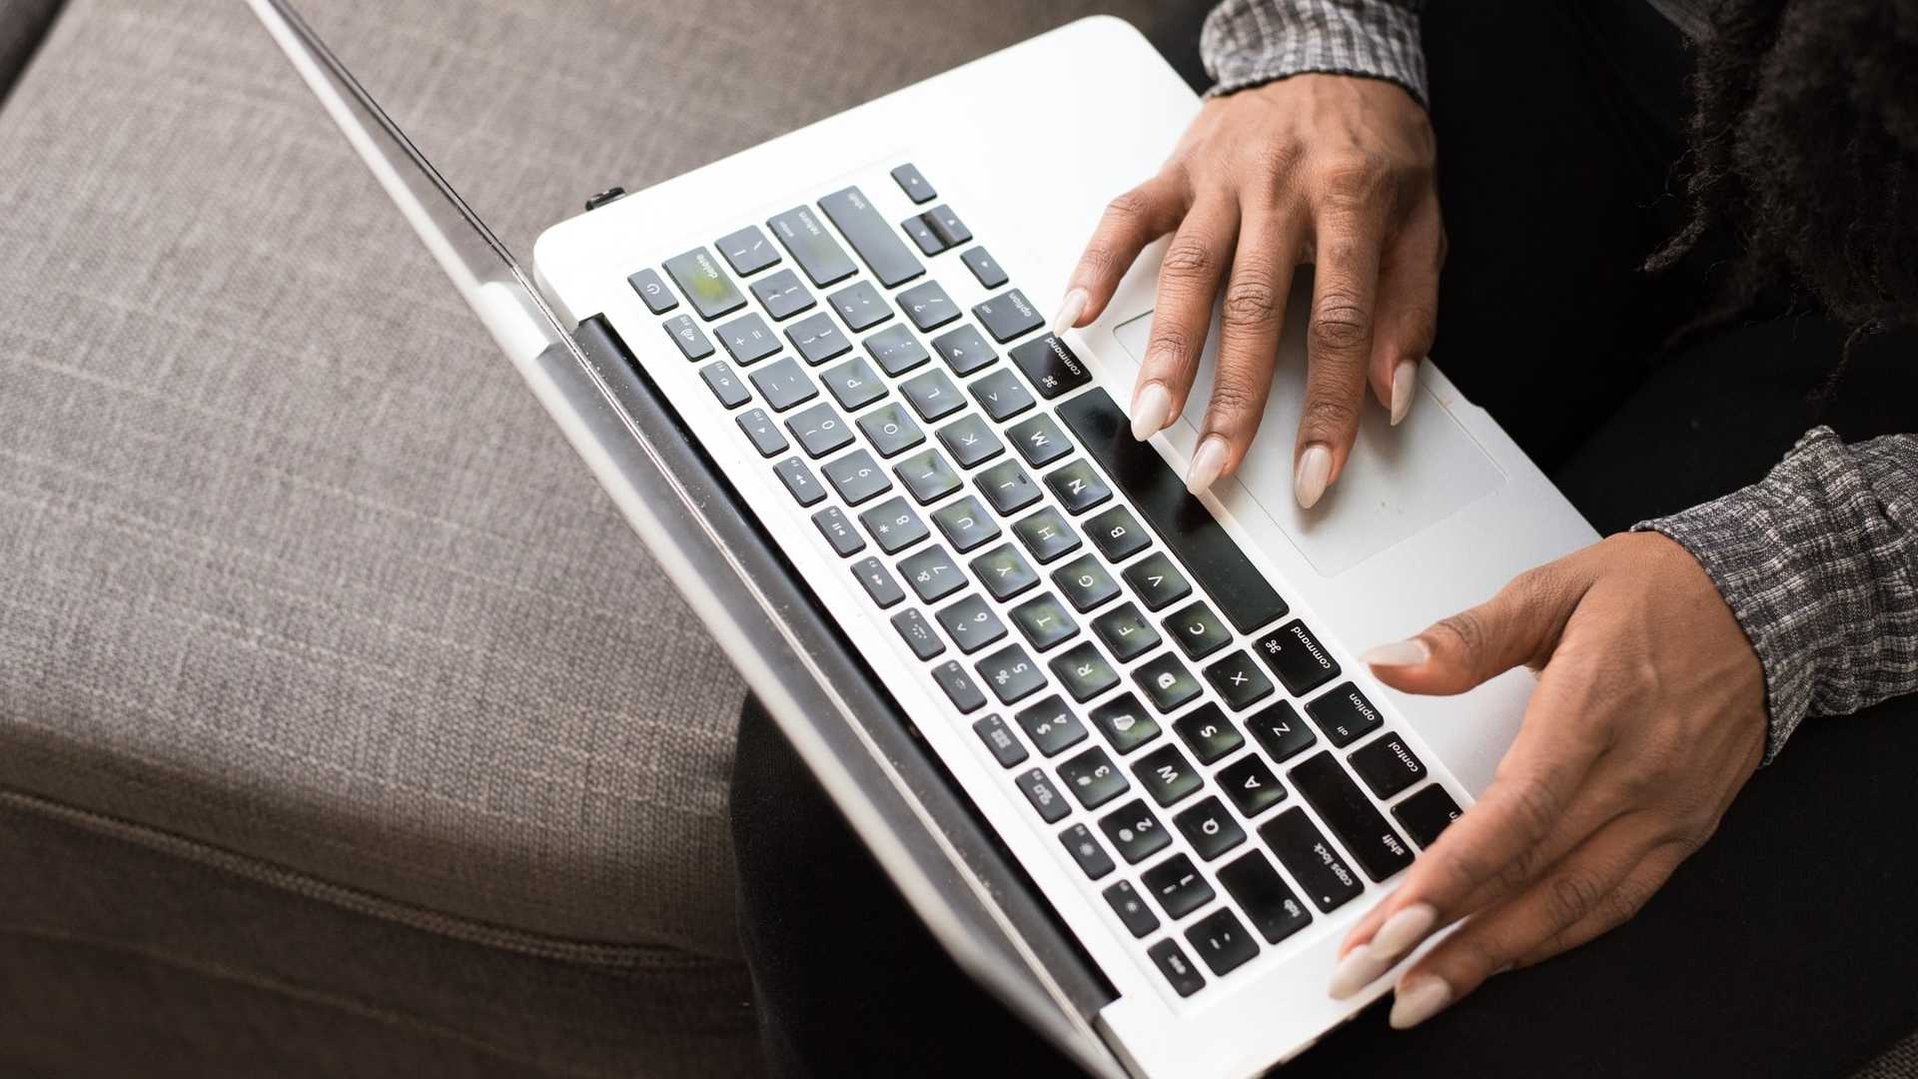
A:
[786, 311, 852, 365]
[901, 214, 945, 256]
[898, 545, 965, 603]
[664, 314, 716, 360]
[975, 460, 1042, 515]
[850, 557, 904, 608]
[1260, 807, 1364, 913]
[1163, 601, 1233, 661]
[1014, 696, 1088, 757]
[749, 267, 815, 321]
[810, 505, 864, 556]
[899, 280, 960, 332]
[1132, 744, 1203, 808]
[961, 246, 1008, 289]
[862, 324, 929, 377]
[773, 456, 825, 506]
[1147, 938, 1205, 998]
[1058, 746, 1129, 810]
[663, 247, 747, 320]
[1245, 701, 1317, 765]
[768, 206, 858, 287]
[1175, 796, 1247, 861]
[1009, 334, 1093, 399]
[933, 660, 988, 714]
[1172, 703, 1243, 765]
[972, 288, 1044, 343]
[1052, 554, 1120, 612]
[1287, 751, 1413, 881]
[1123, 551, 1191, 611]
[1045, 459, 1112, 515]
[890, 162, 936, 204]
[1392, 784, 1463, 848]
[1016, 767, 1070, 823]
[1100, 799, 1172, 864]
[1013, 507, 1082, 564]
[1048, 641, 1119, 702]
[1056, 389, 1290, 634]
[933, 324, 998, 377]
[969, 367, 1035, 421]
[856, 402, 925, 458]
[1088, 692, 1162, 754]
[830, 281, 893, 332]
[822, 356, 887, 411]
[1142, 852, 1214, 918]
[1091, 602, 1162, 662]
[716, 224, 780, 276]
[891, 608, 945, 660]
[748, 356, 817, 411]
[736, 407, 788, 456]
[1009, 593, 1079, 652]
[1255, 621, 1340, 700]
[895, 448, 962, 504]
[717, 312, 781, 365]
[823, 449, 892, 505]
[699, 360, 751, 408]
[1185, 907, 1259, 977]
[628, 267, 677, 313]
[970, 544, 1039, 601]
[1087, 506, 1152, 563]
[819, 186, 925, 287]
[1305, 683, 1384, 748]
[977, 643, 1046, 705]
[924, 204, 971, 247]
[931, 495, 1001, 552]
[937, 414, 1004, 469]
[1217, 851, 1312, 944]
[900, 369, 964, 421]
[1204, 652, 1275, 711]
[858, 496, 929, 554]
[1102, 879, 1160, 938]
[972, 714, 1027, 767]
[787, 402, 855, 458]
[1007, 412, 1071, 467]
[1060, 823, 1116, 879]
[1349, 733, 1426, 799]
[1135, 652, 1201, 713]
[1219, 754, 1286, 818]
[935, 593, 1007, 654]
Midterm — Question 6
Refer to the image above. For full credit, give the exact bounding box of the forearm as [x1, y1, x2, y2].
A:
[1200, 0, 1429, 104]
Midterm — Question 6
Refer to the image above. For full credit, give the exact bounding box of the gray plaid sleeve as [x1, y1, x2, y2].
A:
[1634, 428, 1918, 762]
[1200, 0, 1429, 105]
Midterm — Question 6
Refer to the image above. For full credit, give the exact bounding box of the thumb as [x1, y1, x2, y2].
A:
[1361, 566, 1581, 696]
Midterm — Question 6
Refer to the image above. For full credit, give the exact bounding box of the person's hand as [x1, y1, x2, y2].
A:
[1053, 74, 1440, 506]
[1328, 532, 1767, 1027]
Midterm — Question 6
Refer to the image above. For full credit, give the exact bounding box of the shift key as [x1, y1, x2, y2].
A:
[768, 206, 859, 287]
[819, 186, 924, 288]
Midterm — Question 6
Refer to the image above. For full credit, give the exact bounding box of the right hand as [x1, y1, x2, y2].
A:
[1053, 74, 1442, 507]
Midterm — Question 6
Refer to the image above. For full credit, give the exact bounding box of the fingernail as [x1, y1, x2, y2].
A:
[1368, 903, 1439, 962]
[1359, 639, 1431, 669]
[1328, 944, 1392, 1000]
[1049, 288, 1088, 337]
[1294, 443, 1331, 509]
[1388, 974, 1454, 1030]
[1185, 436, 1228, 496]
[1130, 382, 1172, 441]
[1390, 361, 1418, 426]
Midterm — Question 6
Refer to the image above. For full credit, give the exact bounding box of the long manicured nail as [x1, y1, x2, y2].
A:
[1389, 974, 1454, 1030]
[1050, 288, 1088, 336]
[1185, 436, 1228, 496]
[1130, 382, 1172, 441]
[1359, 639, 1431, 668]
[1390, 361, 1418, 426]
[1294, 443, 1331, 508]
[1369, 903, 1439, 961]
[1328, 944, 1391, 1000]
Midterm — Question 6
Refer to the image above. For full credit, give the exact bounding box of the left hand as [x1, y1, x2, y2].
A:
[1329, 532, 1767, 1027]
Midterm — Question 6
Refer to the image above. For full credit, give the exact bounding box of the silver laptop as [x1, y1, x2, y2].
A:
[248, 2, 1598, 1075]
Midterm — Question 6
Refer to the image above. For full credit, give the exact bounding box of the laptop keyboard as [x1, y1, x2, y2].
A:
[635, 163, 1464, 1000]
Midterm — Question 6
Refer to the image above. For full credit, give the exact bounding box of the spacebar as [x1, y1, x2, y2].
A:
[1055, 388, 1287, 633]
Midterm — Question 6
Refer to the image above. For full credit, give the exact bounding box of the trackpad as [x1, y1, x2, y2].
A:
[1109, 304, 1505, 578]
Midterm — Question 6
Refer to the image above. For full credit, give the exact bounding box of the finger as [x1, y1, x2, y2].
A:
[1129, 195, 1240, 441]
[1293, 194, 1386, 508]
[1185, 204, 1302, 494]
[1056, 172, 1188, 335]
[1509, 841, 1687, 967]
[1361, 563, 1588, 698]
[1367, 196, 1441, 426]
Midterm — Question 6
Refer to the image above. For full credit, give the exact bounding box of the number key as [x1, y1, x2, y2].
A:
[823, 449, 892, 505]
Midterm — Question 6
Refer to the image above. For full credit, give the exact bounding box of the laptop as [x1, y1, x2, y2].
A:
[248, 2, 1598, 1075]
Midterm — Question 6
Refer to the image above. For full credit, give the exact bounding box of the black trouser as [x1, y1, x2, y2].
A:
[731, 3, 1918, 1075]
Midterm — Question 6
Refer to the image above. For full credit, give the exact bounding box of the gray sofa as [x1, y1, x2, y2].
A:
[2, 2, 1915, 1077]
